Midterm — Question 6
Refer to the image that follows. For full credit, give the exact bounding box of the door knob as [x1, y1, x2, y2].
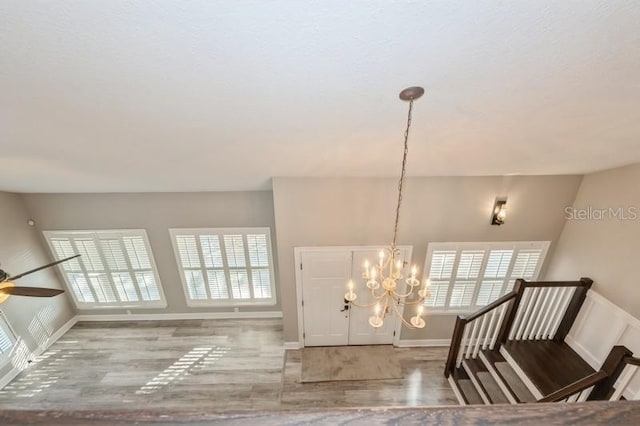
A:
[340, 304, 350, 312]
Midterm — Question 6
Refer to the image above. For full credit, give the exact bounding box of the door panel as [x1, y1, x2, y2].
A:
[301, 250, 352, 346]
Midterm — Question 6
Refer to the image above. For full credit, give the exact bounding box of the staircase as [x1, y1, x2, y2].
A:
[445, 278, 640, 405]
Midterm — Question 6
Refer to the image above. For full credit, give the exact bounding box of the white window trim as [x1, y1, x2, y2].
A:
[169, 227, 277, 307]
[43, 229, 167, 309]
[0, 309, 18, 369]
[423, 240, 550, 313]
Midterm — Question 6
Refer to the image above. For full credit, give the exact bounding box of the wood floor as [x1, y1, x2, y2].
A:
[0, 319, 457, 411]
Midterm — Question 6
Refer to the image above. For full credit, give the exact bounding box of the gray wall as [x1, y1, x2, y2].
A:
[272, 176, 583, 342]
[545, 163, 640, 317]
[0, 192, 75, 378]
[22, 191, 280, 315]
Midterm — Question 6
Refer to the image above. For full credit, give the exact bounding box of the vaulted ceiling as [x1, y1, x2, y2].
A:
[1, 1, 639, 192]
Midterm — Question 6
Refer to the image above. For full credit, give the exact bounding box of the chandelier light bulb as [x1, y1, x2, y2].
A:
[344, 279, 357, 302]
[410, 304, 426, 329]
[411, 265, 417, 278]
[374, 303, 381, 316]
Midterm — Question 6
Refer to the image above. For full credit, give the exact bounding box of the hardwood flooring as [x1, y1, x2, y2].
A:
[0, 319, 456, 411]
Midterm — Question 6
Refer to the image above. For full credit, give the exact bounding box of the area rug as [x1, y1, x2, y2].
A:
[300, 345, 403, 383]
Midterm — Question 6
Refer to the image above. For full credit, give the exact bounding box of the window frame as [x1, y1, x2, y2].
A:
[0, 309, 18, 368]
[43, 229, 167, 309]
[169, 227, 277, 307]
[423, 241, 550, 314]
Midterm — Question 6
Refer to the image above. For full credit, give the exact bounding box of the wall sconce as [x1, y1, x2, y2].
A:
[491, 198, 507, 225]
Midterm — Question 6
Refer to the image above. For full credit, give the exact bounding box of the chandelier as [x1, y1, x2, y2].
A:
[344, 86, 430, 329]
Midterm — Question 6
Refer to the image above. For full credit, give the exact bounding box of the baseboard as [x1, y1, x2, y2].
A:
[0, 315, 78, 390]
[395, 338, 451, 348]
[284, 341, 301, 350]
[75, 311, 283, 321]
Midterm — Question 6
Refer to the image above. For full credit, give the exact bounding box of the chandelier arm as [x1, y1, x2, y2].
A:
[348, 299, 381, 308]
[391, 98, 414, 248]
[397, 297, 426, 306]
[390, 297, 416, 329]
[370, 286, 382, 299]
[393, 284, 417, 299]
[381, 296, 389, 319]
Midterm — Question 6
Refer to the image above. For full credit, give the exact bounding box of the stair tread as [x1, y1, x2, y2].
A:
[503, 340, 595, 396]
[463, 357, 511, 404]
[458, 379, 484, 405]
[481, 350, 537, 403]
[477, 371, 510, 404]
[495, 362, 537, 403]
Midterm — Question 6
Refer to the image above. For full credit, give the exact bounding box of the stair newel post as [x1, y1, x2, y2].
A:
[495, 279, 526, 346]
[553, 277, 593, 342]
[588, 345, 633, 401]
[444, 316, 467, 378]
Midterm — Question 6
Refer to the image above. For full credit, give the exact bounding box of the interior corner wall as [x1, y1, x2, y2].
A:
[272, 176, 583, 343]
[0, 192, 75, 379]
[544, 163, 640, 318]
[21, 191, 280, 315]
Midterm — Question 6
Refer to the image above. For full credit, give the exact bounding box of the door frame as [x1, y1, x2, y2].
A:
[294, 245, 413, 348]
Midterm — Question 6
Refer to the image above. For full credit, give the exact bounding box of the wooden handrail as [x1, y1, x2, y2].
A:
[623, 356, 640, 367]
[520, 280, 589, 288]
[463, 291, 517, 322]
[538, 370, 608, 402]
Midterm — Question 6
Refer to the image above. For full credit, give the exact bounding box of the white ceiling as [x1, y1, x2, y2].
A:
[1, 1, 640, 193]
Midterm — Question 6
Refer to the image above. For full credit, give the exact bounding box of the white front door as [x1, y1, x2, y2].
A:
[300, 250, 352, 346]
[299, 246, 411, 347]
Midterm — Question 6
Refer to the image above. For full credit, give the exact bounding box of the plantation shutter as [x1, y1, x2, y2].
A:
[423, 242, 549, 311]
[170, 228, 276, 306]
[45, 230, 164, 308]
[0, 313, 16, 355]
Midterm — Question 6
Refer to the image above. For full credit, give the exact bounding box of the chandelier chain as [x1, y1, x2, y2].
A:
[392, 98, 414, 248]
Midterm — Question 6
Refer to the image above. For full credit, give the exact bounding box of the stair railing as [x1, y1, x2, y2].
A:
[445, 277, 593, 378]
[538, 370, 608, 402]
[588, 346, 640, 401]
[444, 289, 518, 377]
[540, 346, 640, 402]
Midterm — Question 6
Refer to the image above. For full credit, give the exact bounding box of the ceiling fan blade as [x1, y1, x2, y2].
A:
[6, 254, 81, 281]
[0, 286, 65, 297]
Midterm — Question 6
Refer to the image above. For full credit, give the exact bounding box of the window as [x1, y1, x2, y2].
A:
[0, 310, 17, 365]
[44, 230, 166, 309]
[423, 241, 549, 311]
[169, 228, 276, 306]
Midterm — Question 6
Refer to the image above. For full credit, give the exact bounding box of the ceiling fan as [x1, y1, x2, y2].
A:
[0, 255, 80, 304]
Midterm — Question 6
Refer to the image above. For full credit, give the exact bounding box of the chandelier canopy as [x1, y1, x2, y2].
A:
[344, 86, 430, 329]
